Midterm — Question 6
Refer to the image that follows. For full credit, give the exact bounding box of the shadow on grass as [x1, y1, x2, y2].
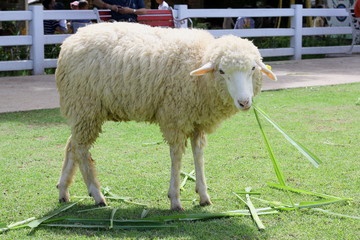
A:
[26, 202, 268, 239]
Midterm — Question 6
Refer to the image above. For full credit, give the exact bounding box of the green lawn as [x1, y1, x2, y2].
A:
[0, 83, 359, 239]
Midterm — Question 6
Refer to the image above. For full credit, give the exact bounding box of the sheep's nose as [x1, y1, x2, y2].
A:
[238, 99, 251, 110]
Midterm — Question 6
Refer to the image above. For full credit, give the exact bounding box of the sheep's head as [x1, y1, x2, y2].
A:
[190, 35, 276, 111]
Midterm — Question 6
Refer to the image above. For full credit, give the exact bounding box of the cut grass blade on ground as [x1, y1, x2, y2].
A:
[42, 218, 175, 229]
[109, 208, 118, 229]
[245, 187, 266, 231]
[101, 186, 147, 207]
[42, 224, 176, 229]
[77, 206, 112, 213]
[233, 189, 278, 231]
[141, 209, 150, 219]
[251, 195, 359, 219]
[310, 208, 360, 220]
[145, 211, 252, 222]
[0, 199, 85, 233]
[267, 182, 352, 201]
[180, 170, 195, 191]
[142, 141, 163, 146]
[0, 217, 36, 233]
[27, 199, 84, 230]
[235, 191, 261, 195]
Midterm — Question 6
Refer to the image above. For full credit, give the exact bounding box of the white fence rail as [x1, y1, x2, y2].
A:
[0, 4, 358, 75]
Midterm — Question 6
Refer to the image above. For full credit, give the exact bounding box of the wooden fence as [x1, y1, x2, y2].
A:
[0, 5, 358, 75]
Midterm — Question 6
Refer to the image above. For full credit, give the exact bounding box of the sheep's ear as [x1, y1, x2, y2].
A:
[190, 62, 214, 76]
[256, 61, 277, 81]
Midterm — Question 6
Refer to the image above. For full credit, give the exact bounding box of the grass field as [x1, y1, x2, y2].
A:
[0, 83, 359, 239]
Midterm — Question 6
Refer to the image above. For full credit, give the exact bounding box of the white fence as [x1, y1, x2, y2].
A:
[0, 4, 358, 75]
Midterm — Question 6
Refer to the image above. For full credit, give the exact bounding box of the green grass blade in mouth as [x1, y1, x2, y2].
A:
[253, 104, 322, 168]
[253, 108, 286, 186]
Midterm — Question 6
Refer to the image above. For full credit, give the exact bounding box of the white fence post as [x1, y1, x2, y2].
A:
[174, 4, 188, 28]
[29, 5, 45, 75]
[291, 4, 303, 60]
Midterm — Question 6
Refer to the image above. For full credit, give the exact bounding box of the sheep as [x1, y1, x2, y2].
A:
[55, 22, 276, 211]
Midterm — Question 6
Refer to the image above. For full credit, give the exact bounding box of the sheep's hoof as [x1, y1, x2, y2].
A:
[59, 197, 69, 203]
[171, 206, 185, 212]
[96, 201, 107, 207]
[200, 199, 212, 206]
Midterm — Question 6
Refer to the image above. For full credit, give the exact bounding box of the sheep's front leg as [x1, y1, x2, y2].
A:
[191, 131, 212, 206]
[168, 145, 184, 211]
[75, 143, 106, 206]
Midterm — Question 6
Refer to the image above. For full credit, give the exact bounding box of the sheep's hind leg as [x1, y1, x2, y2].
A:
[191, 131, 212, 206]
[168, 145, 185, 211]
[57, 136, 78, 203]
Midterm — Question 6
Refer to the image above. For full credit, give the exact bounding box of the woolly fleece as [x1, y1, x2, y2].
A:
[56, 22, 264, 151]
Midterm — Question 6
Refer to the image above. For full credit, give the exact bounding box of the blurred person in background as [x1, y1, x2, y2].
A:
[93, 0, 146, 22]
[70, 0, 92, 33]
[156, 0, 170, 10]
[42, 0, 67, 34]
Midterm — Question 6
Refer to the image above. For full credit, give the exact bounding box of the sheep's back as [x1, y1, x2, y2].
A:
[56, 23, 214, 124]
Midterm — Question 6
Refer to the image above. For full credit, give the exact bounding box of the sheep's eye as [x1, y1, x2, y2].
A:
[219, 69, 225, 74]
[252, 66, 256, 71]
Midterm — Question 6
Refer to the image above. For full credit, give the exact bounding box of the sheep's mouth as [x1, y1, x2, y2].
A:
[240, 106, 251, 111]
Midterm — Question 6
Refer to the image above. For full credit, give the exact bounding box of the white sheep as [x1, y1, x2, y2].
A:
[56, 22, 276, 211]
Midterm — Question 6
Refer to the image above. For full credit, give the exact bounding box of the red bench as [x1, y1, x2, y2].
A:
[96, 8, 112, 22]
[95, 9, 176, 28]
[138, 10, 175, 27]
